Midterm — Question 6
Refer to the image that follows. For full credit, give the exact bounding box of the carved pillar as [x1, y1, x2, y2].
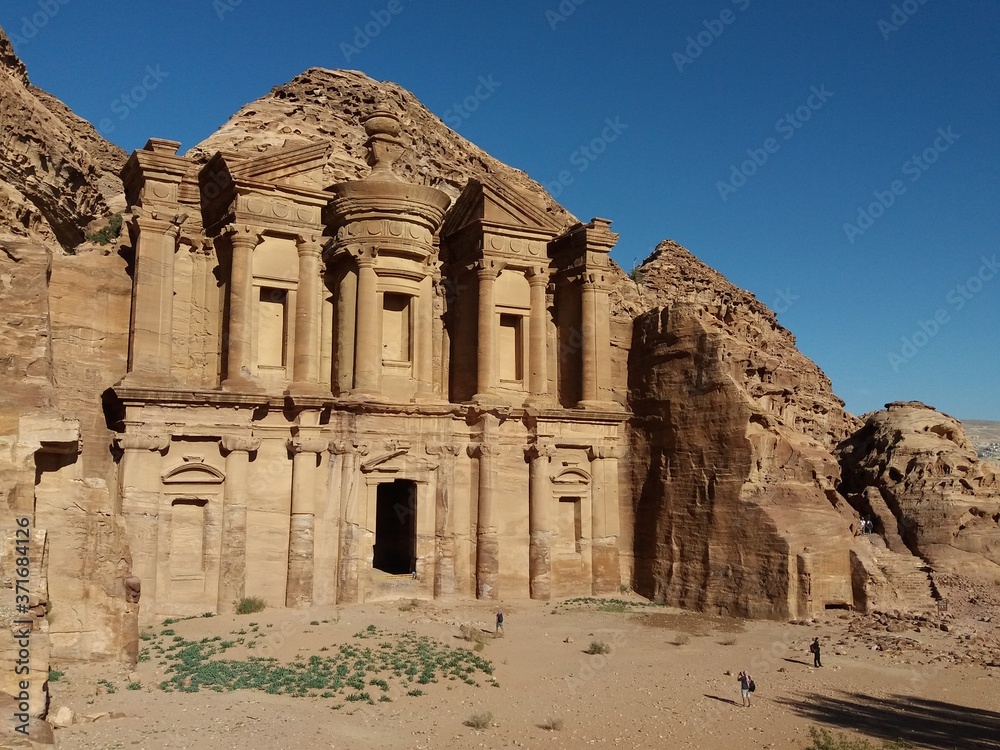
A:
[427, 442, 462, 597]
[125, 215, 179, 383]
[286, 436, 328, 607]
[579, 276, 599, 406]
[219, 435, 259, 612]
[525, 267, 551, 404]
[335, 267, 357, 395]
[353, 250, 380, 396]
[223, 227, 261, 390]
[469, 439, 500, 599]
[114, 433, 169, 618]
[331, 439, 370, 603]
[526, 441, 556, 600]
[589, 443, 622, 594]
[414, 272, 436, 400]
[290, 234, 323, 392]
[474, 263, 498, 401]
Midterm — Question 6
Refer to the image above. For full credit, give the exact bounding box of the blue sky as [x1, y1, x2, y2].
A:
[2, 0, 997, 420]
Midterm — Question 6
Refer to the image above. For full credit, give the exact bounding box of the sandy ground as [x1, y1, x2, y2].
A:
[45, 594, 1000, 750]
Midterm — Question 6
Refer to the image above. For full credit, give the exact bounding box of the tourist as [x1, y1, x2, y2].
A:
[496, 610, 504, 636]
[738, 670, 753, 707]
[810, 637, 822, 667]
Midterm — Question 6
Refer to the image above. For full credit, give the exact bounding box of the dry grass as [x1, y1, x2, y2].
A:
[585, 640, 611, 655]
[670, 633, 690, 646]
[539, 717, 565, 731]
[464, 711, 494, 730]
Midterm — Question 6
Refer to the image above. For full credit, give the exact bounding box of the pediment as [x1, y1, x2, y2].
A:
[443, 176, 566, 238]
[361, 450, 438, 475]
[228, 141, 329, 189]
[162, 462, 225, 484]
[551, 467, 592, 485]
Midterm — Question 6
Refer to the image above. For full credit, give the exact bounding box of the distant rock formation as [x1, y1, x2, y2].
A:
[0, 27, 125, 249]
[625, 241, 861, 619]
[838, 401, 1000, 579]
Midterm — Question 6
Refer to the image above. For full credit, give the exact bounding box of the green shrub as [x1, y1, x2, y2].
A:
[235, 596, 266, 615]
[127, 681, 142, 691]
[585, 641, 611, 655]
[97, 679, 117, 694]
[85, 214, 123, 245]
[48, 670, 64, 682]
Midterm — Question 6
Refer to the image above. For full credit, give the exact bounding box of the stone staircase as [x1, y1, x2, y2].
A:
[369, 570, 422, 601]
[864, 538, 938, 612]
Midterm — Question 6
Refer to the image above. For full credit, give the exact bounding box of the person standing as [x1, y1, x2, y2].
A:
[810, 637, 822, 667]
[738, 670, 753, 707]
[496, 610, 504, 636]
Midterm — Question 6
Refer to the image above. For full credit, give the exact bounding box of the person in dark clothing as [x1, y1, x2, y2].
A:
[496, 610, 504, 636]
[738, 670, 753, 707]
[810, 637, 822, 667]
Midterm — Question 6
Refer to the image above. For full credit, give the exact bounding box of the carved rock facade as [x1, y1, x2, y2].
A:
[111, 112, 628, 622]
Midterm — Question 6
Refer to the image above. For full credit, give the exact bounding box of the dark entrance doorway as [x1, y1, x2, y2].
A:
[373, 479, 416, 574]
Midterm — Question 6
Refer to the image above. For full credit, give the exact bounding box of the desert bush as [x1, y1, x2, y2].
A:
[540, 717, 565, 731]
[48, 670, 64, 682]
[398, 598, 420, 612]
[235, 596, 266, 615]
[585, 640, 611, 655]
[718, 637, 737, 646]
[127, 681, 142, 691]
[803, 727, 912, 749]
[670, 633, 690, 646]
[465, 711, 494, 729]
[85, 214, 123, 245]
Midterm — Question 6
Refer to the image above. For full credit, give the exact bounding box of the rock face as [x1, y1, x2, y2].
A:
[0, 27, 125, 249]
[837, 401, 1000, 579]
[625, 241, 862, 619]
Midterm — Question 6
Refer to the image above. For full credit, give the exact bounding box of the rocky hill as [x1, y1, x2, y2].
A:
[838, 402, 1000, 580]
[0, 28, 125, 249]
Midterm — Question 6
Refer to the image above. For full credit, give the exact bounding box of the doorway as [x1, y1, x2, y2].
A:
[373, 479, 416, 574]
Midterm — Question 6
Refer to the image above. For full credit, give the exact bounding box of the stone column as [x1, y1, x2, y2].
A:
[115, 433, 169, 617]
[526, 441, 556, 600]
[352, 249, 380, 396]
[579, 275, 599, 406]
[525, 267, 551, 404]
[290, 234, 323, 392]
[223, 227, 261, 390]
[415, 273, 435, 400]
[427, 442, 461, 598]
[335, 268, 357, 396]
[125, 216, 179, 383]
[473, 262, 498, 401]
[286, 436, 328, 608]
[219, 435, 260, 613]
[589, 444, 622, 595]
[469, 440, 500, 599]
[332, 439, 370, 603]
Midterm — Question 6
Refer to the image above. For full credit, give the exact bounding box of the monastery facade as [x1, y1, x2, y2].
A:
[112, 111, 628, 622]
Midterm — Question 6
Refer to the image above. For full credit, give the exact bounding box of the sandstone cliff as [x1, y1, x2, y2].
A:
[837, 401, 1000, 579]
[0, 27, 125, 249]
[626, 240, 864, 619]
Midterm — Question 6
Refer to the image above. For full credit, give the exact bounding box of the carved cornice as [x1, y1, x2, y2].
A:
[220, 435, 261, 454]
[114, 433, 170, 452]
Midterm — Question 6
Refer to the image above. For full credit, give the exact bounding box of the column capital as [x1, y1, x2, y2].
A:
[289, 436, 330, 455]
[296, 233, 323, 257]
[351, 245, 380, 266]
[114, 433, 169, 452]
[467, 442, 500, 459]
[588, 443, 624, 461]
[526, 265, 550, 285]
[475, 257, 504, 279]
[525, 442, 557, 460]
[426, 442, 463, 458]
[221, 435, 261, 454]
[328, 439, 370, 456]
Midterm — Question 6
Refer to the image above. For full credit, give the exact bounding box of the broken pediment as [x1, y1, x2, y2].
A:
[161, 462, 225, 484]
[442, 176, 567, 239]
[226, 141, 329, 189]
